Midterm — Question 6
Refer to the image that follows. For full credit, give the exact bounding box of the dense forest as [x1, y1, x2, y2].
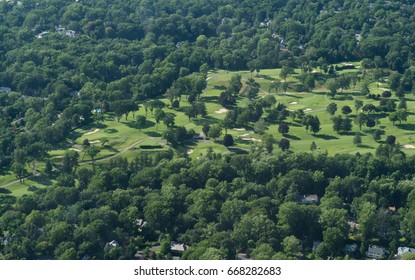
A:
[2, 0, 415, 259]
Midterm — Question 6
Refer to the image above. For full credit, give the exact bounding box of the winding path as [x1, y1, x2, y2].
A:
[0, 137, 164, 189]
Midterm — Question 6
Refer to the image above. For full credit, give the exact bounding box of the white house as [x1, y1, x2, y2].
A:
[397, 247, 415, 257]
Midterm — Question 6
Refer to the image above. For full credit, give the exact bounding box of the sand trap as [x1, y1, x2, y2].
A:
[242, 137, 262, 142]
[84, 128, 99, 135]
[304, 108, 312, 112]
[289, 101, 298, 105]
[70, 148, 82, 152]
[233, 128, 246, 131]
[187, 149, 194, 154]
[89, 140, 101, 144]
[239, 133, 250, 137]
[215, 108, 229, 114]
[403, 144, 415, 149]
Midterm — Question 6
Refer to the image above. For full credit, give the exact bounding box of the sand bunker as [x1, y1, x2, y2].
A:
[242, 137, 262, 142]
[84, 128, 99, 135]
[304, 108, 312, 112]
[89, 140, 101, 144]
[70, 148, 82, 152]
[289, 101, 298, 105]
[233, 128, 246, 131]
[239, 133, 250, 137]
[403, 144, 415, 149]
[214, 108, 229, 114]
[187, 149, 194, 154]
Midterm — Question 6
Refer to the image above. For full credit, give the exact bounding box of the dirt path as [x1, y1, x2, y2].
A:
[80, 137, 163, 165]
[0, 138, 163, 189]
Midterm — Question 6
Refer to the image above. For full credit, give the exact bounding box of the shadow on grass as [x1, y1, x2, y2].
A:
[396, 123, 415, 131]
[31, 174, 54, 186]
[104, 128, 118, 134]
[357, 144, 375, 149]
[201, 95, 219, 103]
[314, 134, 339, 140]
[193, 116, 221, 126]
[145, 131, 162, 137]
[257, 74, 275, 81]
[213, 85, 227, 90]
[284, 134, 301, 140]
[124, 120, 156, 130]
[228, 147, 249, 154]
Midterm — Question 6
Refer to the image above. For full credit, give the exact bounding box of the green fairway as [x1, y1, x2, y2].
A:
[4, 64, 415, 194]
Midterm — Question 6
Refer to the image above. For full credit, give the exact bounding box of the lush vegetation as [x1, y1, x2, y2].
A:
[2, 0, 415, 259]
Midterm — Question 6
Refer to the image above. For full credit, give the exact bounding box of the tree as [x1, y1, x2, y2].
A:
[388, 112, 398, 125]
[341, 105, 352, 115]
[382, 90, 392, 98]
[262, 134, 274, 153]
[279, 138, 290, 151]
[361, 83, 370, 96]
[310, 141, 317, 151]
[326, 103, 337, 115]
[85, 146, 100, 165]
[326, 79, 338, 97]
[353, 134, 362, 146]
[254, 118, 267, 134]
[309, 116, 321, 135]
[154, 109, 165, 130]
[354, 113, 368, 130]
[373, 129, 382, 142]
[223, 134, 234, 147]
[281, 236, 302, 258]
[207, 125, 222, 141]
[228, 74, 242, 95]
[278, 123, 289, 135]
[163, 113, 175, 127]
[385, 135, 396, 145]
[396, 109, 408, 123]
[11, 162, 27, 183]
[136, 115, 146, 131]
[354, 100, 363, 112]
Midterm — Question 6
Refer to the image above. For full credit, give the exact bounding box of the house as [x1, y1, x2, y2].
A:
[312, 241, 321, 252]
[387, 206, 396, 214]
[108, 240, 119, 248]
[170, 242, 188, 253]
[366, 245, 385, 259]
[344, 243, 358, 254]
[236, 253, 253, 260]
[36, 31, 49, 38]
[300, 194, 319, 204]
[0, 87, 11, 94]
[397, 247, 415, 257]
[135, 218, 148, 231]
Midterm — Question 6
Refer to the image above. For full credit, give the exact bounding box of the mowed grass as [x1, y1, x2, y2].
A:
[4, 64, 415, 194]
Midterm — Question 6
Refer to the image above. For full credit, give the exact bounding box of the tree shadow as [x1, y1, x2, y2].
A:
[357, 144, 374, 149]
[193, 116, 221, 126]
[201, 95, 219, 103]
[257, 74, 275, 81]
[284, 134, 301, 140]
[213, 85, 227, 90]
[227, 147, 249, 154]
[396, 123, 415, 131]
[30, 174, 53, 186]
[104, 128, 118, 134]
[124, 120, 156, 130]
[145, 131, 162, 137]
[314, 134, 339, 140]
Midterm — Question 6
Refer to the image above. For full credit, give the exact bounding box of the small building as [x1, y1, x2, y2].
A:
[0, 87, 11, 94]
[300, 195, 319, 204]
[312, 241, 321, 252]
[344, 243, 358, 254]
[170, 242, 188, 253]
[236, 253, 253, 260]
[366, 245, 385, 259]
[135, 218, 148, 231]
[109, 240, 119, 248]
[397, 247, 415, 257]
